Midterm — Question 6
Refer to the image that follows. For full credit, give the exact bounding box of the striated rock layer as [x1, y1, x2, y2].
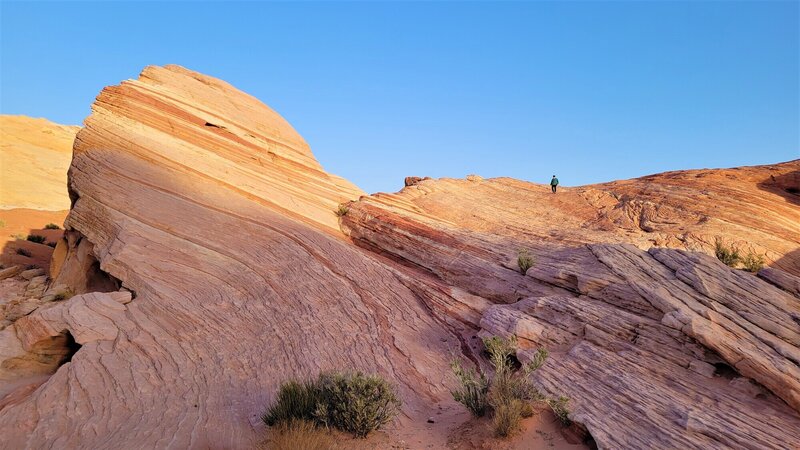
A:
[1, 65, 799, 449]
[0, 115, 77, 211]
[341, 165, 800, 448]
[0, 65, 470, 449]
[0, 116, 75, 269]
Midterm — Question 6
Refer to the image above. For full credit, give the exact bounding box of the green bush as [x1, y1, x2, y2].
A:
[714, 238, 740, 267]
[263, 371, 400, 438]
[450, 359, 489, 417]
[517, 250, 534, 274]
[334, 204, 349, 217]
[16, 248, 32, 257]
[263, 380, 320, 426]
[44, 223, 61, 230]
[742, 252, 765, 273]
[547, 396, 571, 426]
[451, 335, 568, 439]
[26, 235, 46, 244]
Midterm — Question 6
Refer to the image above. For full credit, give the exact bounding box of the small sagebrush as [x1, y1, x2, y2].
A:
[263, 380, 320, 426]
[450, 335, 568, 439]
[26, 235, 46, 244]
[547, 396, 571, 425]
[451, 359, 489, 417]
[46, 242, 57, 248]
[742, 252, 765, 273]
[16, 248, 32, 257]
[517, 250, 534, 274]
[263, 371, 400, 438]
[334, 204, 349, 217]
[714, 238, 740, 267]
[314, 371, 401, 438]
[44, 223, 61, 230]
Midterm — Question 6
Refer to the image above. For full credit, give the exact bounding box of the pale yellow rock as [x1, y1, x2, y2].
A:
[0, 116, 78, 210]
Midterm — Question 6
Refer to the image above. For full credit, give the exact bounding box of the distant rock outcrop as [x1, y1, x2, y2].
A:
[0, 115, 77, 211]
[0, 65, 798, 449]
[0, 115, 75, 270]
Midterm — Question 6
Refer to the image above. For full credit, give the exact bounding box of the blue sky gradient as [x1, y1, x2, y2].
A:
[2, 1, 798, 193]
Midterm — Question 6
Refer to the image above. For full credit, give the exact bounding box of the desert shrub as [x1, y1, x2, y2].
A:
[547, 396, 571, 425]
[16, 248, 32, 257]
[263, 380, 321, 426]
[742, 252, 765, 273]
[263, 419, 337, 450]
[263, 371, 400, 438]
[714, 239, 740, 267]
[485, 337, 548, 437]
[26, 235, 46, 244]
[46, 241, 57, 248]
[314, 371, 401, 438]
[517, 250, 534, 274]
[53, 289, 75, 301]
[334, 204, 349, 217]
[492, 398, 525, 437]
[450, 359, 489, 417]
[451, 335, 567, 439]
[44, 223, 61, 230]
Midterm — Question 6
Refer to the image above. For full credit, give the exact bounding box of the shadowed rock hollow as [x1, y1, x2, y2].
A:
[0, 65, 798, 449]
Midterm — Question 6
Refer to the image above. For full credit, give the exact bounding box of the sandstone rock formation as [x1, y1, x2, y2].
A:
[0, 115, 75, 270]
[0, 115, 77, 211]
[0, 65, 798, 449]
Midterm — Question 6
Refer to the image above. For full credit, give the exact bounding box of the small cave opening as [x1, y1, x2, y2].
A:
[204, 122, 225, 129]
[58, 331, 82, 367]
[786, 187, 799, 195]
[561, 421, 598, 450]
[713, 362, 738, 380]
[3, 330, 83, 380]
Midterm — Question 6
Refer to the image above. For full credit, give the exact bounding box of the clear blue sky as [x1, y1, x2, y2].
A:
[2, 1, 798, 194]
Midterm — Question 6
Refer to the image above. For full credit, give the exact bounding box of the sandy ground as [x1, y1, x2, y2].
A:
[258, 402, 589, 449]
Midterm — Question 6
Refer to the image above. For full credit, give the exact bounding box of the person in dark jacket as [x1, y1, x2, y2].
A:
[550, 175, 559, 193]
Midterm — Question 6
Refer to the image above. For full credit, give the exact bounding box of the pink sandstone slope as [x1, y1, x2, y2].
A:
[0, 65, 798, 449]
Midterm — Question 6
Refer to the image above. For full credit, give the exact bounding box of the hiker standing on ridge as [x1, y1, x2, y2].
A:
[550, 175, 559, 193]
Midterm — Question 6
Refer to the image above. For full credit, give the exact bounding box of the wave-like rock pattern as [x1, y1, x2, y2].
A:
[341, 170, 800, 448]
[1, 65, 798, 449]
[0, 66, 469, 448]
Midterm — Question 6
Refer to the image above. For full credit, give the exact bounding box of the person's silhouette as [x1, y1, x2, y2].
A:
[550, 175, 559, 193]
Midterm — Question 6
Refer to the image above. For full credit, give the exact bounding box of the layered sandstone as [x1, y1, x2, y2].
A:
[1, 65, 798, 449]
[0, 115, 77, 211]
[0, 115, 75, 269]
[0, 65, 468, 449]
[341, 164, 800, 448]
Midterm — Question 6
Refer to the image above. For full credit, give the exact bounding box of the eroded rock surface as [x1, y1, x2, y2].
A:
[0, 65, 469, 449]
[0, 116, 74, 270]
[341, 165, 800, 448]
[1, 65, 798, 449]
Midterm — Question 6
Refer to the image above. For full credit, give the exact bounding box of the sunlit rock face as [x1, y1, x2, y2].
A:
[1, 65, 798, 449]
